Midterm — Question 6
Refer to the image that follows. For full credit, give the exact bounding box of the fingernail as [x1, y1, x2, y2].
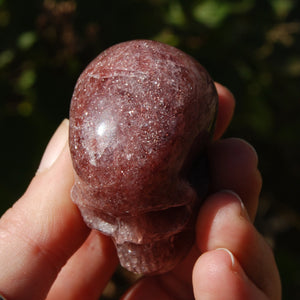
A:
[216, 248, 235, 268]
[37, 119, 69, 174]
[220, 189, 251, 221]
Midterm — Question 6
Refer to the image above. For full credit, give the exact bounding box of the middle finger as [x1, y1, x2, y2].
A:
[208, 138, 262, 220]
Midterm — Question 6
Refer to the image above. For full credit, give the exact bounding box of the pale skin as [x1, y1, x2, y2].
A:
[0, 83, 281, 300]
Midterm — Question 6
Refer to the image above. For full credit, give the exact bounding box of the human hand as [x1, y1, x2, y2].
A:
[120, 84, 281, 300]
[0, 83, 281, 300]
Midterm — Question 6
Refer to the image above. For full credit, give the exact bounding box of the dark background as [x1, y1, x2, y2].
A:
[0, 0, 299, 299]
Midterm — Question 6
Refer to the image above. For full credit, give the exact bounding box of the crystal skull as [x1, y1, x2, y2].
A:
[69, 40, 218, 275]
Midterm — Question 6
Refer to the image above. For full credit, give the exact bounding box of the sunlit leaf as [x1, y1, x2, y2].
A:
[17, 69, 36, 91]
[0, 50, 14, 68]
[193, 0, 230, 28]
[270, 0, 295, 19]
[165, 0, 186, 26]
[153, 29, 180, 46]
[17, 31, 37, 50]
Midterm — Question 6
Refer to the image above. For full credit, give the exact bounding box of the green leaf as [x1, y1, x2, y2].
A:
[0, 50, 14, 68]
[193, 0, 230, 28]
[269, 0, 295, 19]
[17, 31, 37, 50]
[153, 29, 180, 47]
[17, 69, 36, 91]
[165, 0, 186, 26]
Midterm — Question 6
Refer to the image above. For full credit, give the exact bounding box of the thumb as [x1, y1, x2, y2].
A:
[0, 119, 89, 300]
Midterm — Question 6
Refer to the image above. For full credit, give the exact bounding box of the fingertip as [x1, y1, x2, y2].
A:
[195, 191, 248, 252]
[37, 119, 69, 174]
[192, 249, 263, 300]
[192, 249, 234, 298]
[216, 248, 235, 267]
[214, 138, 258, 166]
[208, 138, 262, 220]
[214, 83, 236, 111]
[213, 83, 235, 140]
[194, 190, 281, 300]
[193, 248, 236, 282]
[208, 138, 260, 181]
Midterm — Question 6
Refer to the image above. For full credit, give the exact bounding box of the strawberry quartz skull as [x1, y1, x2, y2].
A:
[69, 40, 218, 275]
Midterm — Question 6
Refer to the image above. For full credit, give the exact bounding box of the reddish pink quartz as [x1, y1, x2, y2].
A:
[69, 40, 218, 275]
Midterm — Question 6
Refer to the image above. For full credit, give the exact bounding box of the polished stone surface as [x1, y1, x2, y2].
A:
[69, 40, 218, 274]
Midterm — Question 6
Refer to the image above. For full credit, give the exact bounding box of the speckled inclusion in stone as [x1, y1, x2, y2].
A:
[69, 40, 218, 275]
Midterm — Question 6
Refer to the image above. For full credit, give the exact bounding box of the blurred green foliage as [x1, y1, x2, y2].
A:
[0, 0, 299, 298]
